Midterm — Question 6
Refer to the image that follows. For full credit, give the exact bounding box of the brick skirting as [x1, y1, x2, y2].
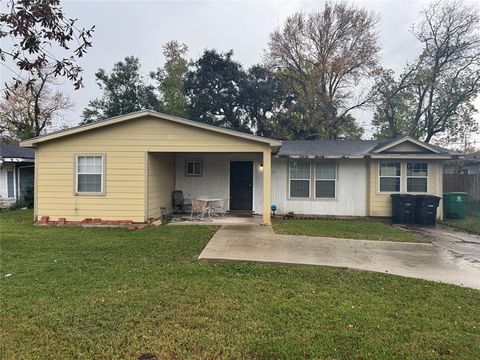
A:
[36, 216, 161, 229]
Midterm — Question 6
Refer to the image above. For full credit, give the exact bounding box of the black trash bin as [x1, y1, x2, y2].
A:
[390, 194, 416, 224]
[414, 195, 441, 225]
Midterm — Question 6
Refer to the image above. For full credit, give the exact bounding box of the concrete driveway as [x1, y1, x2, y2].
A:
[410, 225, 480, 262]
[198, 224, 480, 290]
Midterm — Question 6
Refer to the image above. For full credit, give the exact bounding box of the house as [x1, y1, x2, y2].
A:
[444, 151, 480, 174]
[20, 110, 459, 225]
[0, 142, 35, 208]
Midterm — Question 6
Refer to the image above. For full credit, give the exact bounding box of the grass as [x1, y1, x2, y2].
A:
[1, 210, 479, 359]
[442, 217, 480, 235]
[273, 217, 426, 242]
[442, 201, 480, 235]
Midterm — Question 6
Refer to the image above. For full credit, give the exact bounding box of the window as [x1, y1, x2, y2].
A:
[76, 155, 104, 194]
[407, 162, 428, 192]
[7, 170, 14, 198]
[315, 162, 336, 198]
[379, 162, 401, 192]
[289, 162, 310, 198]
[185, 160, 202, 176]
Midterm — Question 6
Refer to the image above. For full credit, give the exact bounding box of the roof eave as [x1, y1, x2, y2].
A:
[277, 154, 365, 159]
[19, 110, 282, 148]
[369, 154, 458, 160]
[0, 157, 35, 162]
[371, 136, 442, 154]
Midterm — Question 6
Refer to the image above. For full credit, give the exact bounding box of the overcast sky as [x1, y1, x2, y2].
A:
[1, 0, 479, 145]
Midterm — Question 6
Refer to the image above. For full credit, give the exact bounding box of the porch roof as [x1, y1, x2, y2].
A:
[0, 142, 35, 162]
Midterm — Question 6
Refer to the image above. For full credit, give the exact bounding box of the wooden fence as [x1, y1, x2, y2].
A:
[443, 174, 480, 200]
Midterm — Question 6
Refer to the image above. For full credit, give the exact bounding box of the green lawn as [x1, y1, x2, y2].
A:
[273, 217, 425, 242]
[442, 217, 480, 235]
[442, 201, 480, 235]
[1, 210, 479, 359]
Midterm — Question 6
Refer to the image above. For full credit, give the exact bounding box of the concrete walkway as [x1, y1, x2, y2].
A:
[198, 224, 480, 290]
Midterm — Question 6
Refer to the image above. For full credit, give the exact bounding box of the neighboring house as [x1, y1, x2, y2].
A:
[0, 142, 35, 208]
[444, 151, 480, 174]
[20, 110, 459, 225]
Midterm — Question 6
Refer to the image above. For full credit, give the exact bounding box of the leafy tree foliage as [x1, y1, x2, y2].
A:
[265, 3, 379, 139]
[82, 56, 160, 124]
[239, 65, 293, 138]
[0, 72, 72, 141]
[184, 49, 249, 132]
[0, 0, 94, 95]
[373, 0, 480, 144]
[151, 41, 189, 117]
[371, 68, 418, 139]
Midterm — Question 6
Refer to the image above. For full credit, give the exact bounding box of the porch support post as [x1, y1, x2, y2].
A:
[262, 149, 272, 225]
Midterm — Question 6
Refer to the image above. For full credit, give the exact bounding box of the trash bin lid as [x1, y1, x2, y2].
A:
[390, 193, 416, 198]
[444, 192, 469, 196]
[416, 195, 441, 199]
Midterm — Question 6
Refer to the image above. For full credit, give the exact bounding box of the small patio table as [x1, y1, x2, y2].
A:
[196, 198, 222, 217]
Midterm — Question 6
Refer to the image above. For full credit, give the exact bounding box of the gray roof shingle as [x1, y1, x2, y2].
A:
[278, 140, 383, 157]
[465, 151, 480, 161]
[278, 139, 458, 158]
[0, 142, 35, 160]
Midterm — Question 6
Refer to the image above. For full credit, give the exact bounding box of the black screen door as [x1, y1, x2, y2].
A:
[229, 161, 253, 211]
[18, 166, 34, 199]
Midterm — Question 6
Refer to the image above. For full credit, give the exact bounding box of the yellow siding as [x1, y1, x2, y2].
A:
[147, 153, 174, 219]
[385, 142, 429, 153]
[35, 115, 268, 222]
[368, 159, 442, 217]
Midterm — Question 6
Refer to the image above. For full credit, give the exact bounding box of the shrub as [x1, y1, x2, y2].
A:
[11, 186, 34, 209]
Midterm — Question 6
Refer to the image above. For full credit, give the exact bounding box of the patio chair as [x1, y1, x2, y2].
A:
[190, 199, 210, 219]
[211, 198, 228, 217]
[172, 190, 186, 214]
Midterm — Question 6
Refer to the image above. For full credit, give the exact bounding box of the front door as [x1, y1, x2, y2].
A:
[229, 161, 253, 211]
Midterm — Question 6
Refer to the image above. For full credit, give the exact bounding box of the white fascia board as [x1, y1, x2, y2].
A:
[278, 155, 365, 159]
[370, 154, 454, 160]
[2, 158, 35, 163]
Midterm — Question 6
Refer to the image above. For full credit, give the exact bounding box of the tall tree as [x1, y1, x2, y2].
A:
[82, 56, 160, 124]
[184, 49, 249, 132]
[373, 0, 480, 143]
[151, 41, 189, 117]
[0, 0, 94, 95]
[0, 72, 73, 141]
[266, 3, 379, 139]
[371, 68, 419, 139]
[239, 65, 293, 138]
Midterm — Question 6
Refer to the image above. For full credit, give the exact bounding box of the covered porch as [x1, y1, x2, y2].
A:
[146, 151, 273, 225]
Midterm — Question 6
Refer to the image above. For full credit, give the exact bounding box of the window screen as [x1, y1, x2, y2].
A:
[315, 163, 336, 198]
[7, 170, 14, 198]
[186, 160, 202, 176]
[407, 162, 428, 192]
[76, 156, 103, 193]
[379, 162, 401, 192]
[289, 162, 310, 198]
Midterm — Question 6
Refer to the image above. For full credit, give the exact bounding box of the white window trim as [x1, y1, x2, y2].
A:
[378, 161, 401, 193]
[75, 154, 105, 196]
[185, 159, 202, 177]
[314, 162, 337, 199]
[6, 169, 15, 198]
[288, 161, 311, 199]
[406, 162, 428, 193]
